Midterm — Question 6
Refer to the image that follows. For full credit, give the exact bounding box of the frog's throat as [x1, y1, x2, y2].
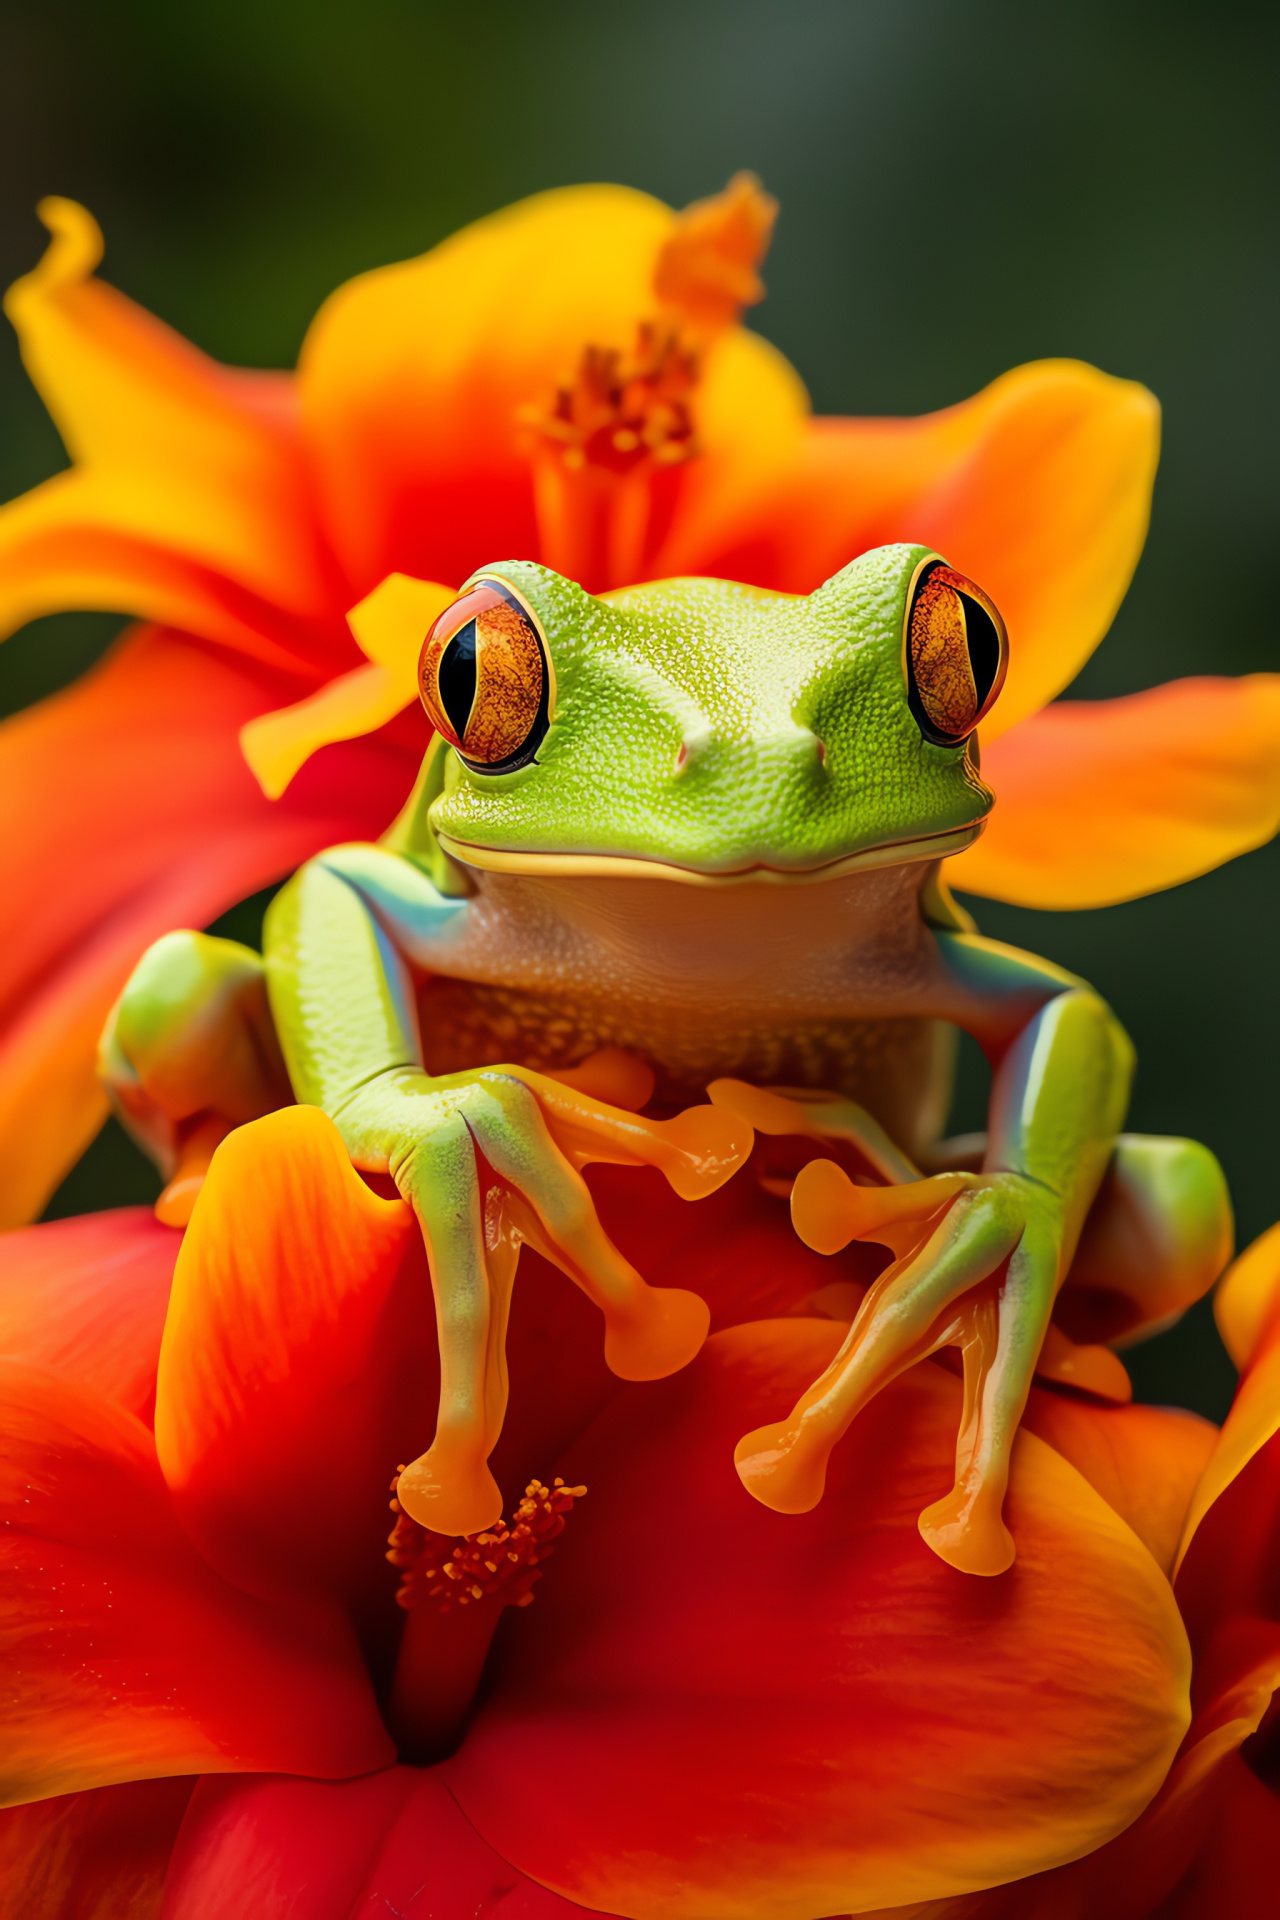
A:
[435, 822, 984, 888]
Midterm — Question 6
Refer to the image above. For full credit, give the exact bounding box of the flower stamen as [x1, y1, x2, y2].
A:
[387, 1472, 586, 1613]
[519, 173, 777, 587]
[385, 1471, 587, 1764]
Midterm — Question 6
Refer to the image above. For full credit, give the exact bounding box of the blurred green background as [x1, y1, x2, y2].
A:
[1, 0, 1276, 1417]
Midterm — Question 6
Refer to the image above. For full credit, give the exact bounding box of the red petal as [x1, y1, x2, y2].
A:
[586, 1159, 877, 1331]
[0, 1206, 178, 1422]
[161, 1768, 590, 1919]
[0, 1357, 393, 1803]
[0, 1777, 193, 1919]
[0, 623, 421, 1226]
[448, 1320, 1190, 1918]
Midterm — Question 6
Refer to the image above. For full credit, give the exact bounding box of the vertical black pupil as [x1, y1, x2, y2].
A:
[438, 619, 478, 741]
[960, 593, 1001, 706]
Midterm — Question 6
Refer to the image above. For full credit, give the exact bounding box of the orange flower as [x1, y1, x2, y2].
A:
[5, 174, 1279, 1228]
[4, 1109, 1257, 1917]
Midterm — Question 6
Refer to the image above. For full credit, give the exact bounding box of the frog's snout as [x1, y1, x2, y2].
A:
[672, 720, 826, 781]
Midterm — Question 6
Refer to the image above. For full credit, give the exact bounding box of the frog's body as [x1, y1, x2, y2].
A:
[101, 544, 1232, 1576]
[408, 862, 954, 1151]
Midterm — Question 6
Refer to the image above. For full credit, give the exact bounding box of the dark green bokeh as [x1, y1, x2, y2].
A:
[3, 1, 1277, 1418]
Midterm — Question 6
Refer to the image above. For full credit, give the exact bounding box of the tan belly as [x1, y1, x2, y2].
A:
[416, 976, 956, 1158]
[408, 856, 960, 1157]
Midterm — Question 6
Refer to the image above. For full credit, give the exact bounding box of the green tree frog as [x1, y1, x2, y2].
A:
[101, 544, 1231, 1576]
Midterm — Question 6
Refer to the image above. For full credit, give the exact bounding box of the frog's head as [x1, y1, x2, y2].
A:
[417, 543, 1006, 885]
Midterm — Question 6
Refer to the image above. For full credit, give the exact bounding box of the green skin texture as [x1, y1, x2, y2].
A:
[103, 542, 1228, 1562]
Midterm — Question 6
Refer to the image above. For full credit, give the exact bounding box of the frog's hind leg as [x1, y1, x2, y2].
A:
[1056, 1132, 1233, 1347]
[99, 930, 293, 1226]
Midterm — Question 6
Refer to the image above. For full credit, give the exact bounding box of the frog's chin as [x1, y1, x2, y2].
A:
[436, 820, 985, 888]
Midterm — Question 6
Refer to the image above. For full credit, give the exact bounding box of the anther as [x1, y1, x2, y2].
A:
[388, 1472, 587, 1615]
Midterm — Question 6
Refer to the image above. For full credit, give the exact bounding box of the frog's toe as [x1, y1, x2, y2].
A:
[918, 1484, 1016, 1577]
[602, 1284, 710, 1381]
[735, 1177, 1056, 1576]
[394, 1441, 505, 1539]
[395, 1067, 728, 1537]
[462, 1072, 714, 1384]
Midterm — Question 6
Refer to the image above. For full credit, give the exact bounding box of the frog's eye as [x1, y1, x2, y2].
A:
[418, 577, 552, 772]
[904, 559, 1008, 747]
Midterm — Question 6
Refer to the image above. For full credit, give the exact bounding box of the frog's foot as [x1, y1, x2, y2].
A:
[98, 931, 293, 1226]
[379, 1063, 753, 1539]
[892, 1127, 1232, 1348]
[730, 1144, 1064, 1577]
[1058, 1133, 1233, 1346]
[708, 1077, 923, 1187]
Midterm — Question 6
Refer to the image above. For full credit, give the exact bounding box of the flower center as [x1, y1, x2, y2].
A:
[519, 172, 777, 588]
[527, 324, 701, 475]
[388, 1473, 586, 1612]
[385, 1472, 586, 1763]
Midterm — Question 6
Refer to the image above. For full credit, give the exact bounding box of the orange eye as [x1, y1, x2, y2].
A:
[418, 577, 551, 772]
[904, 559, 1008, 746]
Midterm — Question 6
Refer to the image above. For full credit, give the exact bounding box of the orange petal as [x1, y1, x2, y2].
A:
[678, 359, 1157, 736]
[948, 677, 1280, 909]
[0, 1777, 195, 1920]
[0, 1357, 393, 1805]
[154, 1106, 431, 1625]
[2, 199, 348, 672]
[937, 1645, 1280, 1920]
[1023, 1386, 1218, 1577]
[0, 1206, 178, 1422]
[449, 1320, 1190, 1917]
[0, 623, 420, 1227]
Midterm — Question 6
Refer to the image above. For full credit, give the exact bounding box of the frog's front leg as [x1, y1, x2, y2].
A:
[727, 937, 1133, 1576]
[264, 845, 750, 1540]
[99, 931, 293, 1225]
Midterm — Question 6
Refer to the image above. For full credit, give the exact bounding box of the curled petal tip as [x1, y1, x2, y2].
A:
[6, 198, 103, 319]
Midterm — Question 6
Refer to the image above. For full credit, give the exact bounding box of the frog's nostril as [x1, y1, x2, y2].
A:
[673, 742, 688, 773]
[816, 739, 827, 765]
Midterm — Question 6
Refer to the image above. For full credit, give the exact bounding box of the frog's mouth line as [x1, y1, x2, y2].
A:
[436, 821, 985, 887]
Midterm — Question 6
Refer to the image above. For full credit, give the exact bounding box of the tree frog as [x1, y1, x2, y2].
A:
[101, 544, 1231, 1575]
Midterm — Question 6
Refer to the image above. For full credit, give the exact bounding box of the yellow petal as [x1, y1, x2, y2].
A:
[948, 675, 1280, 909]
[299, 185, 679, 593]
[240, 574, 453, 798]
[1, 199, 339, 668]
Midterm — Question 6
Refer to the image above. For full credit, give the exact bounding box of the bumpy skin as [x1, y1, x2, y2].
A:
[101, 544, 1232, 1572]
